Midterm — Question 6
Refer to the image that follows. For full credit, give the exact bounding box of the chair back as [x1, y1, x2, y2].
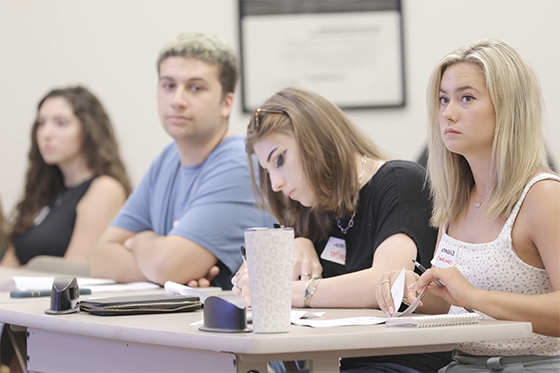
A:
[26, 255, 91, 277]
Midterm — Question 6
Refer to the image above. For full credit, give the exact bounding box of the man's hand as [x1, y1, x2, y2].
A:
[187, 266, 220, 287]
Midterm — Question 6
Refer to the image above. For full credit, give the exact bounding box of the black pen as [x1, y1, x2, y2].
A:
[412, 259, 475, 313]
[412, 259, 445, 287]
[240, 245, 248, 266]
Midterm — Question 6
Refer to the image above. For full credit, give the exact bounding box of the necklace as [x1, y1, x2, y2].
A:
[336, 155, 367, 234]
[473, 187, 486, 208]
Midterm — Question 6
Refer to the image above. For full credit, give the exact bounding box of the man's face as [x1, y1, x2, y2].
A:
[157, 56, 233, 144]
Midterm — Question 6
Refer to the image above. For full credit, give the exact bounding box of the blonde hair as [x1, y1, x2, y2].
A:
[157, 32, 239, 97]
[426, 38, 553, 226]
[246, 87, 388, 241]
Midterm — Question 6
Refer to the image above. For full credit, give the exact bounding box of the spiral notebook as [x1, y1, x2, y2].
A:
[386, 313, 479, 328]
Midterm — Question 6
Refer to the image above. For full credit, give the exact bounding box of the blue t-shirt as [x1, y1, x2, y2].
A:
[112, 135, 273, 289]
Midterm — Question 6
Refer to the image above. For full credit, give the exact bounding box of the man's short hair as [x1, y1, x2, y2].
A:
[157, 32, 240, 96]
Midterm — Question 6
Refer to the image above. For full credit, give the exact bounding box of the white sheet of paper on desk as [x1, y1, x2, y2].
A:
[0, 276, 115, 291]
[290, 310, 324, 322]
[164, 281, 213, 303]
[86, 282, 161, 293]
[290, 268, 407, 328]
[190, 310, 326, 327]
[291, 316, 387, 328]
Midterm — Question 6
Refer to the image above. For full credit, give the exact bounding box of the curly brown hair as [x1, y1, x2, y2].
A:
[0, 197, 9, 257]
[10, 86, 132, 239]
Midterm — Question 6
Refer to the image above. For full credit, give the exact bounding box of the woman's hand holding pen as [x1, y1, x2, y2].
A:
[292, 237, 323, 281]
[231, 265, 252, 307]
[410, 266, 480, 313]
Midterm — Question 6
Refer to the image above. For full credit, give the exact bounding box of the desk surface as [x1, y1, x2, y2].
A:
[0, 299, 532, 357]
[0, 267, 535, 373]
[0, 267, 74, 303]
[0, 267, 169, 304]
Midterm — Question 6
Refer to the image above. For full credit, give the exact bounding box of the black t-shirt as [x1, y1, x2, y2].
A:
[13, 177, 95, 265]
[315, 160, 436, 276]
[312, 160, 451, 372]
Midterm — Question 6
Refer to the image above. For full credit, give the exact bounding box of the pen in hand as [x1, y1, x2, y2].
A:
[412, 259, 445, 287]
[240, 245, 248, 266]
[411, 259, 475, 313]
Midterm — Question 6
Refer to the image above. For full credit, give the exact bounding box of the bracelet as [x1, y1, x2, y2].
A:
[303, 275, 322, 308]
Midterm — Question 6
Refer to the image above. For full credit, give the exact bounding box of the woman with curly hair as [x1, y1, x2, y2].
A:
[1, 85, 132, 267]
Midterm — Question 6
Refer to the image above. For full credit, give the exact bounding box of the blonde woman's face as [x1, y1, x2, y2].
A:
[253, 132, 314, 207]
[438, 63, 496, 160]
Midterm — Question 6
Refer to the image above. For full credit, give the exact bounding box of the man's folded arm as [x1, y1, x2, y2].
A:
[129, 231, 218, 286]
[90, 226, 148, 283]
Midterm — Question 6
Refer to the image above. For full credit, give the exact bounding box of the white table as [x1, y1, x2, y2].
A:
[0, 300, 533, 373]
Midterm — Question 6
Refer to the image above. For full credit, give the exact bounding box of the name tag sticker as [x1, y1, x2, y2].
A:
[431, 244, 457, 268]
[321, 237, 347, 265]
[33, 206, 50, 226]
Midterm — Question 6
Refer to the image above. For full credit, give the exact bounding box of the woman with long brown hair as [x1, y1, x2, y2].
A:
[1, 85, 131, 267]
[233, 87, 450, 373]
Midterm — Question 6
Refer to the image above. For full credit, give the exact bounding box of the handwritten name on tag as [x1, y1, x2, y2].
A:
[431, 245, 457, 268]
[320, 236, 347, 265]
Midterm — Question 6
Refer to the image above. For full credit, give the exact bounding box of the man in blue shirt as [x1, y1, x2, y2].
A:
[91, 33, 271, 289]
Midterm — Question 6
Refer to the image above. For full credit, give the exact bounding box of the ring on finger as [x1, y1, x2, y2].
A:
[233, 282, 241, 291]
[381, 279, 391, 286]
[302, 272, 311, 277]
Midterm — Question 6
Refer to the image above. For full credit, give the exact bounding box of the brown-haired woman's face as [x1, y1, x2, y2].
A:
[253, 132, 314, 207]
[36, 97, 84, 167]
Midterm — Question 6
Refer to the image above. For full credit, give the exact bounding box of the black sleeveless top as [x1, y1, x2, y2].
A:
[13, 177, 96, 265]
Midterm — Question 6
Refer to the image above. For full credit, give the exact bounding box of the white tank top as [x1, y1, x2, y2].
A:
[439, 173, 560, 356]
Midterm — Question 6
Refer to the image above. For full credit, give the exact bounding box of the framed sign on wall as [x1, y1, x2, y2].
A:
[238, 0, 405, 112]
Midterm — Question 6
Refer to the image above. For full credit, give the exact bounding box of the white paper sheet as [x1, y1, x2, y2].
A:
[291, 316, 387, 328]
[164, 281, 222, 303]
[0, 276, 115, 291]
[86, 282, 161, 293]
[390, 268, 406, 314]
[192, 310, 324, 327]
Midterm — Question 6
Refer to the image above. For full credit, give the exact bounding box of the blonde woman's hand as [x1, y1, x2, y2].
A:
[376, 269, 420, 317]
[292, 237, 322, 281]
[411, 266, 479, 310]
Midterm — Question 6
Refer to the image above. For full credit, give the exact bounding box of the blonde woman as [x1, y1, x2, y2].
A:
[378, 39, 560, 372]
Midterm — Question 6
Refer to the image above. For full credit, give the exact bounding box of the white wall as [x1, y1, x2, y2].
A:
[1, 0, 559, 213]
